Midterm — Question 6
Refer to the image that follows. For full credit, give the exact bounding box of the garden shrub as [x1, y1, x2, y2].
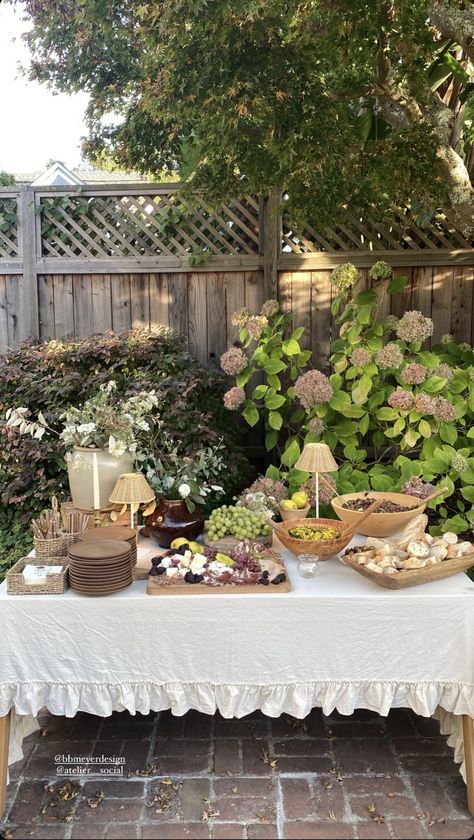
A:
[222, 265, 474, 536]
[0, 328, 247, 574]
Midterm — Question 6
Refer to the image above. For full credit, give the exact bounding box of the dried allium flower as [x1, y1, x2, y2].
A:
[308, 417, 325, 437]
[402, 476, 436, 499]
[294, 370, 334, 409]
[223, 387, 246, 410]
[260, 299, 280, 318]
[433, 363, 453, 381]
[246, 315, 268, 340]
[441, 333, 453, 345]
[387, 388, 414, 410]
[369, 260, 392, 281]
[433, 397, 456, 422]
[231, 307, 251, 329]
[331, 262, 360, 292]
[376, 343, 404, 370]
[396, 310, 434, 343]
[350, 347, 372, 366]
[383, 315, 399, 334]
[451, 453, 468, 473]
[220, 346, 248, 375]
[413, 394, 436, 415]
[401, 362, 426, 385]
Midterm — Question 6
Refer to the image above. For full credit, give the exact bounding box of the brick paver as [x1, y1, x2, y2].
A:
[1, 708, 474, 839]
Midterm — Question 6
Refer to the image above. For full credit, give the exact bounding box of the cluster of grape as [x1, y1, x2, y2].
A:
[207, 505, 270, 542]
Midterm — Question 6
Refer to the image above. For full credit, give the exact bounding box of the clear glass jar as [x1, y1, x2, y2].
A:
[297, 553, 319, 579]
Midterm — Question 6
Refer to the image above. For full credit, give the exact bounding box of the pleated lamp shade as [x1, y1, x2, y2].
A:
[295, 443, 338, 474]
[109, 472, 155, 506]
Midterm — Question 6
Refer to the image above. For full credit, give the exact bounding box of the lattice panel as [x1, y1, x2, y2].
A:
[0, 198, 18, 258]
[40, 193, 260, 258]
[283, 208, 473, 253]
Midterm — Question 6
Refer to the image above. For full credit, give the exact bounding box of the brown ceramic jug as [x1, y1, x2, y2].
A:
[143, 499, 204, 547]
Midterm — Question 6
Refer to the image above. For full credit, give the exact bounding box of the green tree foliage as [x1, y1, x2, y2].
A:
[0, 171, 16, 187]
[13, 0, 474, 231]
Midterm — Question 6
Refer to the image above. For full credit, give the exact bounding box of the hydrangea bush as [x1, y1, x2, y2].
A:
[221, 267, 474, 535]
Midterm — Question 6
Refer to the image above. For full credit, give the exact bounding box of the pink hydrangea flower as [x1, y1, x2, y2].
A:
[396, 311, 434, 343]
[300, 474, 336, 505]
[413, 394, 436, 415]
[433, 397, 456, 422]
[383, 315, 399, 334]
[388, 389, 414, 410]
[246, 315, 268, 340]
[350, 347, 372, 366]
[376, 343, 404, 370]
[260, 299, 279, 318]
[231, 307, 251, 329]
[434, 363, 453, 381]
[294, 370, 333, 409]
[220, 346, 248, 375]
[401, 363, 426, 385]
[308, 417, 325, 437]
[223, 387, 246, 410]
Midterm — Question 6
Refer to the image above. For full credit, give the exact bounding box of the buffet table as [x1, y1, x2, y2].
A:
[1, 537, 474, 817]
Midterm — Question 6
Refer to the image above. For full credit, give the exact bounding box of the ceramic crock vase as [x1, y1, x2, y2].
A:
[143, 499, 204, 548]
[67, 446, 134, 510]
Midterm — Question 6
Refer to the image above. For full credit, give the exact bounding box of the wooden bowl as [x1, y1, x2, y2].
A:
[275, 517, 351, 559]
[331, 492, 423, 537]
[279, 506, 310, 522]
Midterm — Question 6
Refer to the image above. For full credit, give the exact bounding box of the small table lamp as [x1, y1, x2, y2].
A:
[295, 443, 338, 519]
[109, 472, 155, 530]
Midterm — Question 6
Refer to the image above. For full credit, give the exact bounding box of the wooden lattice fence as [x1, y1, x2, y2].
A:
[0, 183, 473, 356]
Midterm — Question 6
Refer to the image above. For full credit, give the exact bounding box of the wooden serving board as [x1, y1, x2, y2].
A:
[147, 576, 292, 595]
[340, 551, 474, 589]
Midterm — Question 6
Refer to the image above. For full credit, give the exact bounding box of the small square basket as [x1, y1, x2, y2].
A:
[6, 556, 69, 595]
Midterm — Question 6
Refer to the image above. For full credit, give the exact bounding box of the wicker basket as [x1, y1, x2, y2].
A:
[7, 556, 69, 595]
[273, 517, 352, 560]
[33, 533, 69, 560]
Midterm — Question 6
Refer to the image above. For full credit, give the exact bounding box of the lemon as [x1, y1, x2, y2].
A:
[291, 491, 309, 509]
[280, 499, 298, 510]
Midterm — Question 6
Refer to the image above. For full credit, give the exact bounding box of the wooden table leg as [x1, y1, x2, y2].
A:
[463, 715, 474, 816]
[0, 711, 10, 820]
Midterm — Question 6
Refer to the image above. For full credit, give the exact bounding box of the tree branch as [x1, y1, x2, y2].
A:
[429, 1, 474, 64]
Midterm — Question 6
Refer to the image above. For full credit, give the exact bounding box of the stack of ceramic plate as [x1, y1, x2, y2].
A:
[78, 527, 137, 566]
[68, 540, 132, 596]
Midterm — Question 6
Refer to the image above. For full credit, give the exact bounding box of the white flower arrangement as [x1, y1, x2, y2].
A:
[5, 382, 160, 457]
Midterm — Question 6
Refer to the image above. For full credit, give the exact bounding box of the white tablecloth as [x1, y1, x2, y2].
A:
[1, 538, 474, 778]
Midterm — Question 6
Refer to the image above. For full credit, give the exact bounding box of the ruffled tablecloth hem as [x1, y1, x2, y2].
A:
[3, 679, 472, 779]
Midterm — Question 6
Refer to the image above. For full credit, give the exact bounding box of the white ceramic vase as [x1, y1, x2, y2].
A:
[66, 446, 134, 510]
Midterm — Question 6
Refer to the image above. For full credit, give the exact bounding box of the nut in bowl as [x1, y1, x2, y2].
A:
[331, 491, 427, 537]
[272, 517, 352, 559]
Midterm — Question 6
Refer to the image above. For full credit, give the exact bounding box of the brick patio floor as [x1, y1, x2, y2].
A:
[1, 708, 474, 840]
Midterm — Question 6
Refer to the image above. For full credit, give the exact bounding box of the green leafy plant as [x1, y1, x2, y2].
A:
[0, 328, 248, 578]
[222, 267, 474, 535]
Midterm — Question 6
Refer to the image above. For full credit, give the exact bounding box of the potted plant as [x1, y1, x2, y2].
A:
[6, 381, 159, 510]
[143, 435, 226, 546]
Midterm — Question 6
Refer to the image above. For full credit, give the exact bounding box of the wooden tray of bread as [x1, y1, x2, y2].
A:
[147, 541, 290, 595]
[340, 515, 474, 589]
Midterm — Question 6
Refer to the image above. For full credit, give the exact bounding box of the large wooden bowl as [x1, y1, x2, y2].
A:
[331, 492, 423, 537]
[274, 517, 351, 560]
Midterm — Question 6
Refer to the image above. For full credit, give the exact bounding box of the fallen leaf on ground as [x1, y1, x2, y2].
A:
[87, 791, 105, 809]
[260, 747, 278, 769]
[328, 810, 336, 821]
